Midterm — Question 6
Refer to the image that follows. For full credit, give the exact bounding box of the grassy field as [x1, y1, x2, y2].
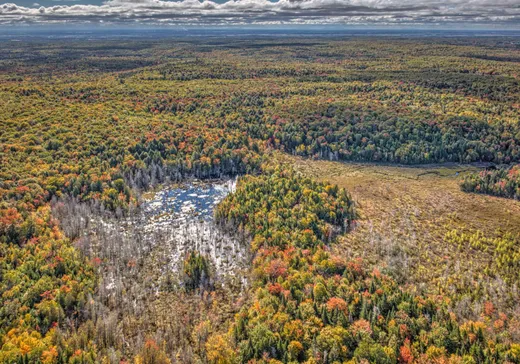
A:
[281, 153, 520, 322]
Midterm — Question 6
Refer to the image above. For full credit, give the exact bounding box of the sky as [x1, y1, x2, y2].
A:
[0, 0, 519, 27]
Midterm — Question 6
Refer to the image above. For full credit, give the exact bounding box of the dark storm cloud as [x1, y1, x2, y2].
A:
[0, 0, 519, 25]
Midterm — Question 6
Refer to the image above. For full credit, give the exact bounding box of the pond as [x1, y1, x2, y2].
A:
[138, 178, 249, 283]
[142, 179, 236, 221]
[59, 178, 249, 295]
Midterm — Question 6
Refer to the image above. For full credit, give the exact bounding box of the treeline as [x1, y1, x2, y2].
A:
[146, 93, 520, 165]
[143, 92, 520, 166]
[213, 167, 519, 363]
[1, 130, 261, 214]
[461, 165, 520, 199]
[0, 205, 96, 363]
[258, 111, 520, 165]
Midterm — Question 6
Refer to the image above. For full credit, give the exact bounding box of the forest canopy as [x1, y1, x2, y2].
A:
[1, 37, 520, 363]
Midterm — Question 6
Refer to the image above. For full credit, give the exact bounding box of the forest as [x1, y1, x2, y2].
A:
[461, 165, 520, 200]
[1, 37, 520, 363]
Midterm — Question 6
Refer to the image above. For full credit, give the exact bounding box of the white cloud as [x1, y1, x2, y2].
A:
[0, 0, 518, 25]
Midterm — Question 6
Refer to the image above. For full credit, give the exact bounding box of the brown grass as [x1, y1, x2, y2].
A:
[279, 153, 520, 317]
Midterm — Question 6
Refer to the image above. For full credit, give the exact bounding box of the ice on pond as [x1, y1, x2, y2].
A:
[142, 179, 236, 221]
[140, 178, 248, 281]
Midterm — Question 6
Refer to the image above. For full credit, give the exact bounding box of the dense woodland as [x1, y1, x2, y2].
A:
[1, 37, 520, 363]
[215, 168, 516, 363]
[461, 165, 520, 200]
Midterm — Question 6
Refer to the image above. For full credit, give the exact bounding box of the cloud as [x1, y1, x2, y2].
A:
[0, 0, 518, 25]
